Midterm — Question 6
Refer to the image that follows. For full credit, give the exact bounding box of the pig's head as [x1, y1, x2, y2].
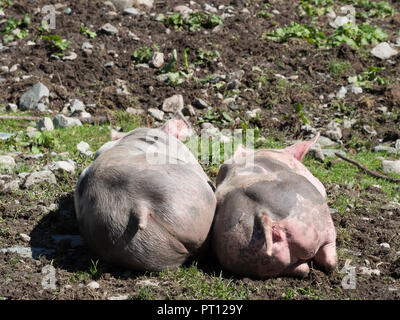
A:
[213, 133, 337, 279]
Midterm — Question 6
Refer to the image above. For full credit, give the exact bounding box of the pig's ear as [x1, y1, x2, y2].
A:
[233, 144, 248, 159]
[282, 133, 320, 162]
[161, 111, 193, 141]
[111, 129, 127, 141]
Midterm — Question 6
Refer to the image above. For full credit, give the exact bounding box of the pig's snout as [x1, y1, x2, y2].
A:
[314, 242, 337, 273]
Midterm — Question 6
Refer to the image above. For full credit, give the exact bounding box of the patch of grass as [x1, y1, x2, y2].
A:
[132, 46, 153, 64]
[80, 25, 97, 38]
[2, 13, 30, 43]
[158, 262, 248, 299]
[348, 66, 387, 89]
[41, 34, 71, 56]
[328, 60, 351, 78]
[344, 0, 395, 18]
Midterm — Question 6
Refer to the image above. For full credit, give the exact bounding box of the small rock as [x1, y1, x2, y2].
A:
[48, 160, 76, 174]
[347, 84, 362, 94]
[359, 267, 381, 276]
[19, 82, 50, 111]
[382, 160, 400, 174]
[9, 64, 18, 73]
[100, 23, 118, 35]
[53, 114, 82, 129]
[3, 179, 20, 191]
[6, 103, 18, 112]
[37, 117, 54, 132]
[301, 124, 317, 134]
[64, 7, 72, 15]
[373, 145, 397, 154]
[329, 16, 350, 29]
[174, 5, 193, 18]
[156, 74, 170, 83]
[133, 0, 154, 10]
[380, 242, 390, 249]
[148, 108, 164, 121]
[87, 281, 100, 290]
[321, 149, 346, 158]
[325, 121, 342, 141]
[162, 94, 184, 113]
[0, 155, 15, 172]
[126, 107, 145, 115]
[70, 99, 85, 114]
[24, 170, 57, 188]
[343, 119, 356, 129]
[150, 52, 164, 68]
[0, 246, 55, 259]
[336, 86, 347, 99]
[62, 52, 78, 61]
[77, 141, 93, 156]
[362, 125, 377, 136]
[110, 0, 133, 10]
[104, 61, 114, 68]
[193, 98, 209, 109]
[203, 3, 218, 13]
[395, 139, 400, 150]
[245, 108, 261, 119]
[108, 294, 129, 300]
[308, 143, 325, 162]
[123, 7, 140, 15]
[371, 42, 398, 60]
[37, 103, 48, 112]
[81, 42, 93, 50]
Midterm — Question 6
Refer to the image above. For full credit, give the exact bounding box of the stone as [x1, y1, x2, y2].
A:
[308, 143, 325, 162]
[336, 86, 347, 99]
[133, 0, 153, 10]
[0, 133, 14, 140]
[123, 7, 140, 15]
[193, 98, 209, 109]
[53, 114, 83, 129]
[0, 246, 55, 259]
[6, 103, 18, 112]
[362, 125, 377, 136]
[110, 0, 133, 10]
[19, 233, 31, 242]
[150, 52, 164, 68]
[162, 94, 184, 113]
[87, 281, 100, 290]
[382, 160, 400, 175]
[104, 61, 114, 68]
[126, 107, 145, 115]
[373, 145, 397, 154]
[77, 141, 93, 156]
[19, 82, 50, 111]
[0, 155, 15, 172]
[115, 79, 131, 96]
[325, 121, 342, 141]
[174, 5, 193, 18]
[37, 117, 54, 132]
[321, 149, 346, 158]
[347, 84, 362, 94]
[70, 99, 85, 114]
[48, 160, 76, 174]
[245, 108, 261, 119]
[301, 124, 317, 134]
[395, 139, 400, 150]
[100, 23, 118, 35]
[359, 267, 381, 276]
[371, 42, 398, 60]
[3, 179, 20, 190]
[81, 42, 93, 50]
[24, 170, 57, 188]
[156, 74, 170, 82]
[62, 52, 78, 61]
[380, 242, 390, 249]
[343, 119, 356, 129]
[329, 16, 350, 29]
[108, 294, 129, 300]
[148, 108, 164, 121]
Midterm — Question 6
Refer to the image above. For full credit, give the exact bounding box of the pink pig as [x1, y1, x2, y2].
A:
[212, 134, 337, 278]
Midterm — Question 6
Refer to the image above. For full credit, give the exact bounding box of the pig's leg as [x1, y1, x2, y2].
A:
[313, 242, 337, 272]
[280, 260, 310, 277]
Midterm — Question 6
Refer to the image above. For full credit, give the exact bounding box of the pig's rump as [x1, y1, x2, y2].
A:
[212, 170, 334, 278]
[75, 161, 216, 271]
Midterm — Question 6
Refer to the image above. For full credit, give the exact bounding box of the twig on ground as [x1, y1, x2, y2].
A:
[335, 152, 400, 183]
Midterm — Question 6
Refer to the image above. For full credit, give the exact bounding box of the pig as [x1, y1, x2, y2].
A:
[74, 113, 216, 271]
[212, 133, 337, 278]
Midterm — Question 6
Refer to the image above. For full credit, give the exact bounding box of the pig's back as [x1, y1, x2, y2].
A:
[75, 153, 216, 271]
